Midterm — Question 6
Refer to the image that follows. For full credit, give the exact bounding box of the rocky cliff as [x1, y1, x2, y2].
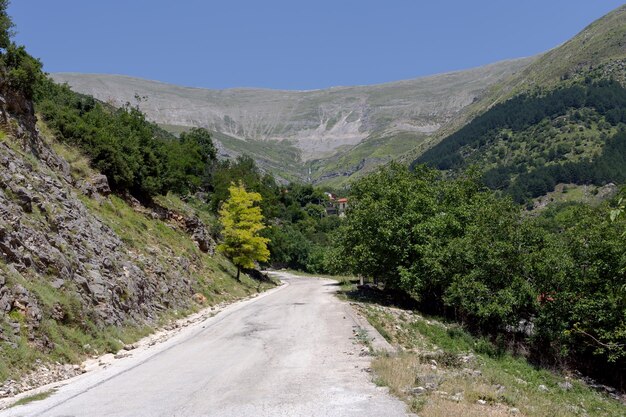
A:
[0, 78, 266, 394]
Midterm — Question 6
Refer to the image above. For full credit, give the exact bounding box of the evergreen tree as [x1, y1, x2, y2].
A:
[218, 183, 270, 280]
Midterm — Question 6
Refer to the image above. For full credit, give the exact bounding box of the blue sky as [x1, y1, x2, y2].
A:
[9, 1, 625, 90]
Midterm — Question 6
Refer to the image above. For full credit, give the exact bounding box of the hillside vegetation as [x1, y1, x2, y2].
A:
[414, 79, 626, 202]
[401, 4, 626, 170]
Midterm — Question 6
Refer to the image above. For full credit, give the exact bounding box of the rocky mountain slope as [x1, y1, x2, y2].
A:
[52, 58, 534, 184]
[0, 77, 270, 395]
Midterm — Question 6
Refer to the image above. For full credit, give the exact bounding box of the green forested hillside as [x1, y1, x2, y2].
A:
[413, 79, 626, 202]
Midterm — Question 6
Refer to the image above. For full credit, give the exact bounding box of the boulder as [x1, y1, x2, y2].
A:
[192, 293, 207, 304]
[90, 174, 111, 196]
[15, 187, 33, 213]
[185, 216, 216, 254]
[0, 287, 12, 313]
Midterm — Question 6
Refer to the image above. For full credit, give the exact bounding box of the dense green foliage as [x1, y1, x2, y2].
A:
[1, 44, 43, 99]
[206, 155, 340, 272]
[414, 80, 626, 202]
[0, 0, 13, 49]
[335, 163, 626, 386]
[35, 78, 216, 198]
[502, 128, 626, 202]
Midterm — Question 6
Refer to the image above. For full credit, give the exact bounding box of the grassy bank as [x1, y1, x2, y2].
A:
[340, 284, 625, 416]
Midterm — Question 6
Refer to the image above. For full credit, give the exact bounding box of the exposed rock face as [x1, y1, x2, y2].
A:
[0, 135, 200, 326]
[184, 216, 216, 255]
[0, 78, 216, 355]
[147, 203, 216, 255]
[77, 174, 112, 199]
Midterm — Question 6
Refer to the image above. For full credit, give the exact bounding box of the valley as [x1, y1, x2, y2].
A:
[0, 2, 625, 417]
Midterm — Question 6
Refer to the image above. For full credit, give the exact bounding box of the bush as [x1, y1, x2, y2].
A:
[34, 77, 216, 199]
[335, 163, 626, 387]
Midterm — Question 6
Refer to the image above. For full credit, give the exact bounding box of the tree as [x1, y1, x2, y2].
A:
[610, 194, 626, 281]
[179, 127, 217, 161]
[217, 183, 270, 280]
[336, 163, 438, 288]
[0, 0, 14, 50]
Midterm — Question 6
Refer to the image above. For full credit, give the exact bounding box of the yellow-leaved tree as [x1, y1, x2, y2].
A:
[218, 183, 270, 280]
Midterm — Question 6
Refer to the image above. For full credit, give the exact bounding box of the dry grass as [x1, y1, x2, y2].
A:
[371, 353, 422, 397]
[372, 354, 519, 416]
[356, 303, 625, 417]
[420, 397, 515, 417]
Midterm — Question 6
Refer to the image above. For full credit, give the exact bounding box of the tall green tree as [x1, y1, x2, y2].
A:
[0, 0, 14, 49]
[218, 183, 270, 280]
[0, 1, 43, 99]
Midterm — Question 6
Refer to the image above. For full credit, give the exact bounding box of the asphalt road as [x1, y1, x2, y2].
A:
[2, 273, 411, 417]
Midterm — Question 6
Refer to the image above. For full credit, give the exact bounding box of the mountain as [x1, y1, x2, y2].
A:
[498, 3, 626, 90]
[51, 58, 534, 184]
[411, 4, 626, 203]
[50, 5, 626, 190]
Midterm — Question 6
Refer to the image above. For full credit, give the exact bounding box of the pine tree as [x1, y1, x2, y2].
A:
[218, 183, 270, 280]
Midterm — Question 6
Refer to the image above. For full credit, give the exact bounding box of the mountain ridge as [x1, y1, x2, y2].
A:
[52, 57, 535, 183]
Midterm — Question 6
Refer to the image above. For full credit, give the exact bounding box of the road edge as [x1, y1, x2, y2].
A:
[0, 280, 290, 412]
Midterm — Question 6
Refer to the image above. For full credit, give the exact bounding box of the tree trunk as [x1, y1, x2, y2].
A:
[236, 266, 240, 281]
